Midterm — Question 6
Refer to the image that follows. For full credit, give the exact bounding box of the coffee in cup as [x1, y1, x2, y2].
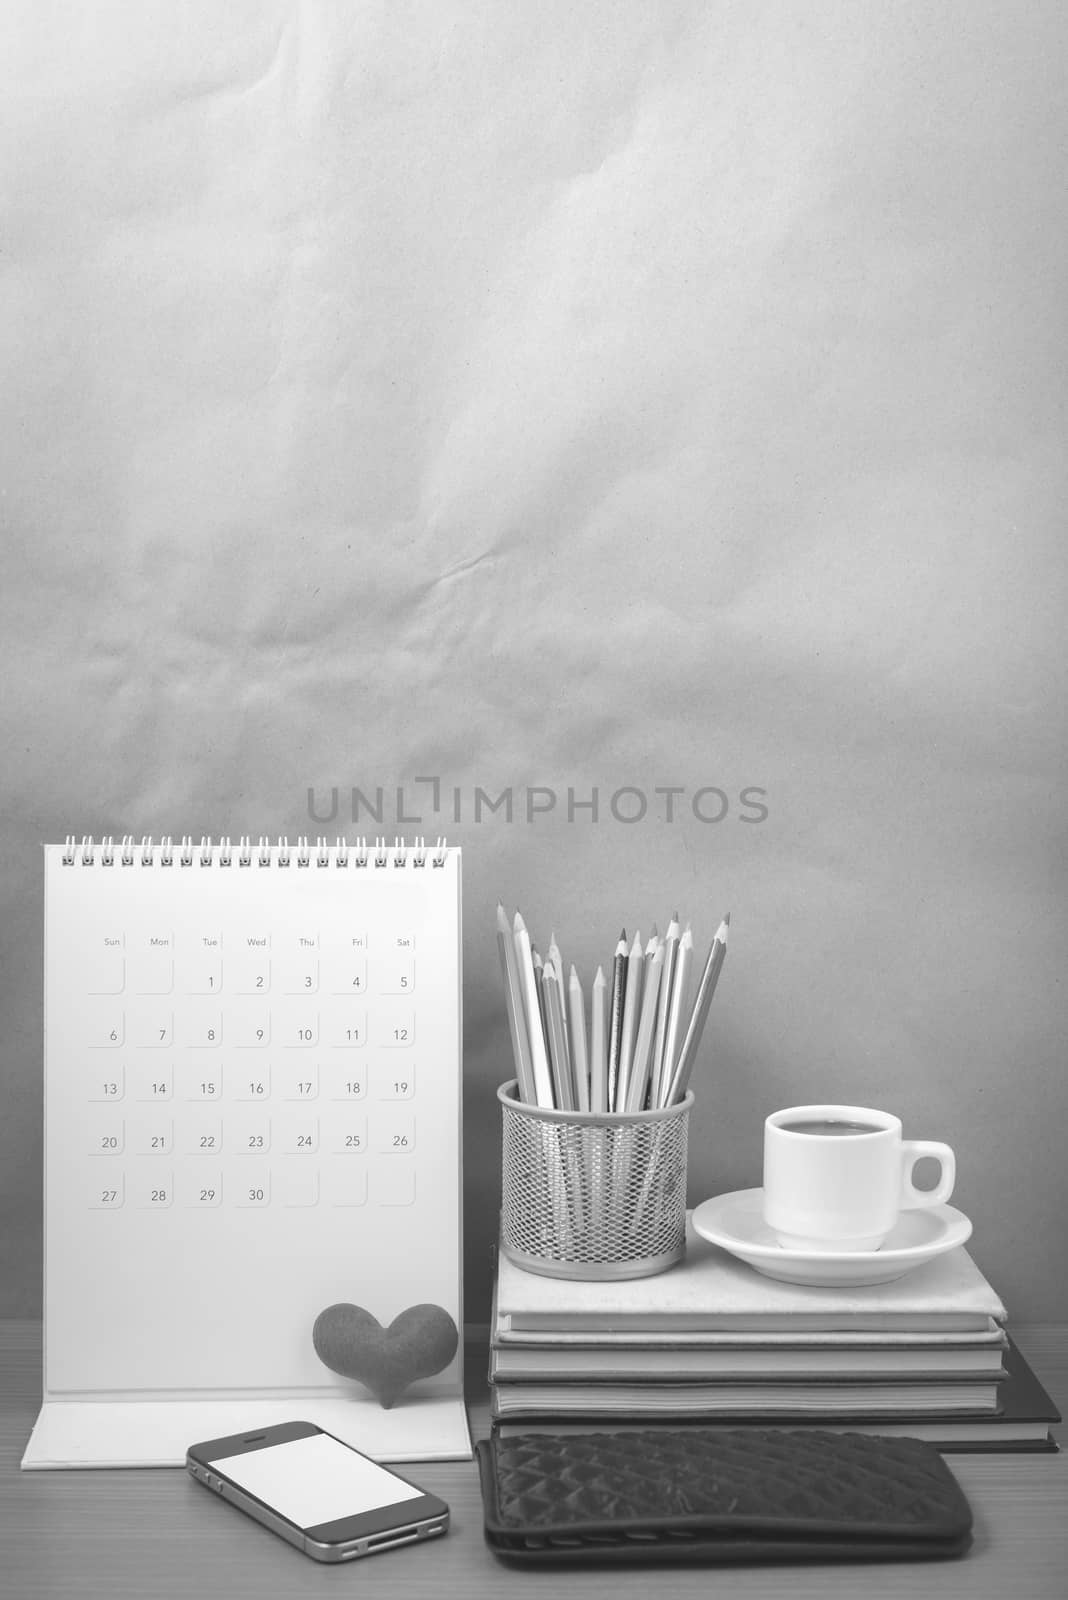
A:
[763, 1104, 956, 1253]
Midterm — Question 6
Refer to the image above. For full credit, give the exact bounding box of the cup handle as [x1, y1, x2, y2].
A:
[900, 1141, 955, 1208]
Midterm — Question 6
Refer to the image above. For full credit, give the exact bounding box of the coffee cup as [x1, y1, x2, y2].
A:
[762, 1104, 956, 1253]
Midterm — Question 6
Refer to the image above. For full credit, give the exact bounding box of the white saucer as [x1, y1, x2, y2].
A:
[691, 1189, 973, 1288]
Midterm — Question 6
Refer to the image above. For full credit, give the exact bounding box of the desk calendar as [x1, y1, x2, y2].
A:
[23, 837, 468, 1468]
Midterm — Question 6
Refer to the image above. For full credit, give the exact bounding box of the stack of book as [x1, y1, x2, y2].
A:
[489, 1217, 1060, 1451]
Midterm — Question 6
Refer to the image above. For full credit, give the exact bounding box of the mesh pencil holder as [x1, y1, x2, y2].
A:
[497, 1080, 693, 1281]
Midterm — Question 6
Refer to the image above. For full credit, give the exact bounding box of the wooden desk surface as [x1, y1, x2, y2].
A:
[1, 1322, 1064, 1599]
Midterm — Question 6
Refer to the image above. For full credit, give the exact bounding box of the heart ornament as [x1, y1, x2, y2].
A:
[312, 1302, 459, 1409]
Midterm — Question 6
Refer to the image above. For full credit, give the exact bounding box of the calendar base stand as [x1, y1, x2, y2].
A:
[21, 1392, 472, 1469]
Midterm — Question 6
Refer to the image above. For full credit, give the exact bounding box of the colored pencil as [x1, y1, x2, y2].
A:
[542, 964, 574, 1112]
[547, 931, 569, 1047]
[568, 965, 590, 1112]
[590, 965, 609, 1113]
[651, 913, 680, 1107]
[606, 930, 627, 1110]
[625, 941, 665, 1112]
[657, 924, 693, 1108]
[666, 915, 729, 1106]
[614, 930, 644, 1111]
[496, 903, 537, 1105]
[512, 912, 554, 1108]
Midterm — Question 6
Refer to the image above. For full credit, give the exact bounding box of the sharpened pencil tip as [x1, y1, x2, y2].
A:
[619, 928, 627, 940]
[724, 911, 731, 925]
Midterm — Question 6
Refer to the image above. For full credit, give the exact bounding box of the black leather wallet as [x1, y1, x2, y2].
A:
[476, 1427, 973, 1564]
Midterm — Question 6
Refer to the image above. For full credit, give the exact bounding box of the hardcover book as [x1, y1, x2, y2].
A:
[489, 1339, 1008, 1383]
[489, 1375, 1001, 1419]
[492, 1337, 1060, 1452]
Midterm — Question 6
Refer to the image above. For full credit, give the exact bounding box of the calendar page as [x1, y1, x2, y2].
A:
[26, 837, 466, 1467]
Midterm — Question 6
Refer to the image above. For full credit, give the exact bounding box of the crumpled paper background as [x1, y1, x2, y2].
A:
[1, 1, 1065, 1319]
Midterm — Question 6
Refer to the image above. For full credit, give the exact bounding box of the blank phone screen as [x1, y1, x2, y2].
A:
[212, 1432, 424, 1531]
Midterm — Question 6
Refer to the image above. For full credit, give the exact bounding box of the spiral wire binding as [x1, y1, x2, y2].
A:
[61, 835, 450, 866]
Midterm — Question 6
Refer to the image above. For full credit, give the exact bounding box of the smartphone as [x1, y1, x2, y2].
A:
[186, 1420, 449, 1563]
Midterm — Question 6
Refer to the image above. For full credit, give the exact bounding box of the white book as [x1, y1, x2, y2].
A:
[496, 1215, 1007, 1335]
[490, 1376, 1001, 1418]
[491, 1318, 1007, 1348]
[489, 1342, 1008, 1382]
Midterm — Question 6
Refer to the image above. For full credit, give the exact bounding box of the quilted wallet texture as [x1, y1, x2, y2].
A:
[475, 1428, 973, 1565]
